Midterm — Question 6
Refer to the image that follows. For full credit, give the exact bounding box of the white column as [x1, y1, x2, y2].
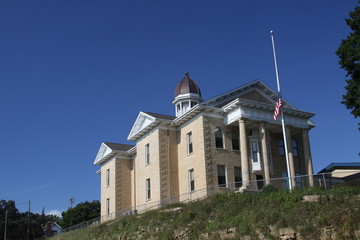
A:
[302, 129, 314, 187]
[286, 126, 296, 188]
[239, 119, 250, 189]
[260, 123, 271, 185]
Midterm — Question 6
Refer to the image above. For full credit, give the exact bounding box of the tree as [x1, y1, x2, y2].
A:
[336, 2, 360, 128]
[0, 200, 60, 240]
[60, 201, 100, 229]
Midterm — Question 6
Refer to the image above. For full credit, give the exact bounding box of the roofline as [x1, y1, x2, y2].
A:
[318, 162, 360, 173]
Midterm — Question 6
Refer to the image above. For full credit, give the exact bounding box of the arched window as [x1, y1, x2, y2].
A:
[215, 128, 224, 148]
[278, 139, 285, 156]
[292, 139, 299, 157]
[231, 130, 240, 150]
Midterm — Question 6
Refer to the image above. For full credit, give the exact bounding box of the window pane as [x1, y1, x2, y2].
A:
[189, 169, 195, 192]
[145, 144, 150, 164]
[106, 169, 110, 187]
[292, 139, 298, 157]
[215, 128, 224, 148]
[279, 139, 285, 156]
[146, 178, 151, 200]
[231, 130, 240, 150]
[106, 198, 110, 215]
[217, 165, 227, 187]
[251, 142, 258, 162]
[187, 132, 193, 154]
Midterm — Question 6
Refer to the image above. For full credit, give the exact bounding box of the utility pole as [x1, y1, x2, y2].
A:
[69, 198, 75, 209]
[27, 200, 30, 240]
[4, 209, 8, 240]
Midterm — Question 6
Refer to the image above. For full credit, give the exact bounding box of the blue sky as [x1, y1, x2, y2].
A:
[0, 1, 359, 216]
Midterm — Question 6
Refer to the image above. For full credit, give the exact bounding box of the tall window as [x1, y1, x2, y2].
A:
[234, 167, 242, 188]
[188, 169, 195, 192]
[278, 139, 285, 156]
[251, 142, 259, 162]
[106, 169, 110, 187]
[146, 178, 151, 200]
[292, 139, 299, 157]
[187, 132, 193, 154]
[106, 198, 110, 216]
[267, 140, 274, 174]
[145, 143, 150, 165]
[231, 130, 240, 150]
[215, 128, 224, 148]
[217, 165, 227, 187]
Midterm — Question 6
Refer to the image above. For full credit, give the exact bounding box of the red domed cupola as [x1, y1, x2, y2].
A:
[173, 73, 203, 117]
[174, 72, 202, 98]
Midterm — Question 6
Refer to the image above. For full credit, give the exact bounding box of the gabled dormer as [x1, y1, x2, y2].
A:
[172, 73, 203, 117]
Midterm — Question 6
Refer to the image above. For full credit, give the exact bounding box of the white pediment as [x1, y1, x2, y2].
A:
[127, 112, 156, 141]
[94, 143, 114, 165]
[201, 80, 295, 110]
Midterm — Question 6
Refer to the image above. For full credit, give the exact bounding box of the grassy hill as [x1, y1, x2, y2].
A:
[51, 186, 360, 240]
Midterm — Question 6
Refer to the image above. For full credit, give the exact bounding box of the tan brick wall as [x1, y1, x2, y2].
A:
[135, 129, 162, 206]
[100, 158, 116, 220]
[117, 158, 133, 211]
[100, 156, 134, 220]
[169, 130, 179, 198]
[177, 115, 208, 201]
[269, 131, 307, 188]
[204, 116, 242, 188]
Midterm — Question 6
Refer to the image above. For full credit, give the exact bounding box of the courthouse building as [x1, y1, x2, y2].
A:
[94, 73, 316, 219]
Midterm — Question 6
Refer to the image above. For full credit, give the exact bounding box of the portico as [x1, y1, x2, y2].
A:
[221, 93, 315, 190]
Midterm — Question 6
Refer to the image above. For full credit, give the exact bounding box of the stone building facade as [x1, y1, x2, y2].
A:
[94, 73, 316, 219]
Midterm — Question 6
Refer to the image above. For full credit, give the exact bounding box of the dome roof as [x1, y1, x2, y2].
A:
[174, 73, 202, 98]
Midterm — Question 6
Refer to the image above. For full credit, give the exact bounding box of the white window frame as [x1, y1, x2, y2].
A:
[217, 165, 227, 187]
[106, 169, 110, 187]
[186, 132, 193, 155]
[215, 127, 224, 149]
[145, 143, 150, 165]
[188, 169, 195, 192]
[292, 139, 299, 157]
[106, 198, 110, 216]
[146, 178, 151, 200]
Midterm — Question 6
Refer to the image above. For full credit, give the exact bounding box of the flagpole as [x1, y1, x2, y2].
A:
[270, 30, 293, 191]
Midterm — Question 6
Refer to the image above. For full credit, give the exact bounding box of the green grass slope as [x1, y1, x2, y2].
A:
[51, 186, 360, 240]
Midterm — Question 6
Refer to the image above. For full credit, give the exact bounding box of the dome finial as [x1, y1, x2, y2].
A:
[185, 72, 189, 77]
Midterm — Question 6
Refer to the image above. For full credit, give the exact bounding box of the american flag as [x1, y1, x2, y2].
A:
[273, 94, 282, 120]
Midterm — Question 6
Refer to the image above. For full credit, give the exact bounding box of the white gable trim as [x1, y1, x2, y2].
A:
[127, 112, 157, 141]
[201, 80, 296, 110]
[94, 143, 133, 165]
[94, 143, 113, 165]
[223, 98, 315, 128]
